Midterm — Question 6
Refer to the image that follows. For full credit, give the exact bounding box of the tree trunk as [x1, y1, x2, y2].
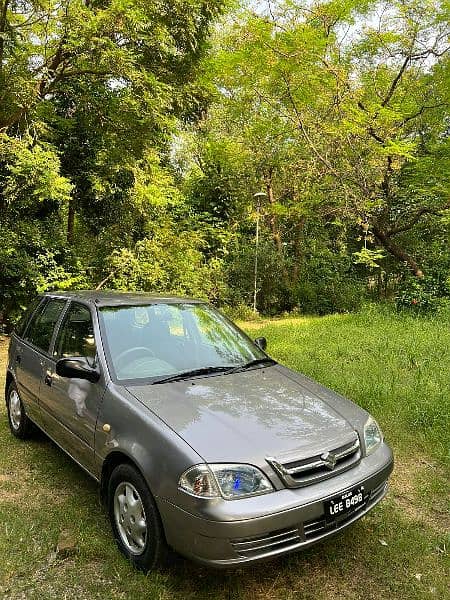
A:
[67, 197, 75, 243]
[264, 170, 283, 253]
[372, 225, 424, 277]
[292, 215, 306, 281]
[0, 1, 9, 76]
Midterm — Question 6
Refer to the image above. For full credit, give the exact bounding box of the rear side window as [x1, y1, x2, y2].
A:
[54, 303, 96, 360]
[14, 297, 43, 338]
[24, 299, 67, 353]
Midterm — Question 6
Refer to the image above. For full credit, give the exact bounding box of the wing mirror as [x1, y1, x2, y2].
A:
[56, 357, 100, 383]
[254, 337, 267, 351]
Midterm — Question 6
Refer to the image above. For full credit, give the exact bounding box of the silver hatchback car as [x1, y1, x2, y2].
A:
[5, 291, 393, 571]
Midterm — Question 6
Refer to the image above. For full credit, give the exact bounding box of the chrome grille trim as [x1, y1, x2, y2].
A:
[267, 433, 361, 488]
[283, 438, 360, 475]
[231, 527, 302, 558]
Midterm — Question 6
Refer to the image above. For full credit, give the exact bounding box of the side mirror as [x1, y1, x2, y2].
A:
[254, 337, 267, 351]
[56, 357, 100, 383]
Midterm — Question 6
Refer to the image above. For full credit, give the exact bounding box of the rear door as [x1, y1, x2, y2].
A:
[15, 298, 67, 425]
[39, 301, 105, 474]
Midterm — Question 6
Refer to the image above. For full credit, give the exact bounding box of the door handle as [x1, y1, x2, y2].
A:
[44, 373, 53, 387]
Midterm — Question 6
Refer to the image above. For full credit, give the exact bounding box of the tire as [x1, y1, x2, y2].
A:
[6, 381, 33, 439]
[108, 463, 168, 572]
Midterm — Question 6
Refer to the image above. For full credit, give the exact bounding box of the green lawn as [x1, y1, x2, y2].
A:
[0, 308, 449, 599]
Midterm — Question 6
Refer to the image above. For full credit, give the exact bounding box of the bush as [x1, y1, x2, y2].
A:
[395, 273, 450, 313]
[224, 238, 295, 315]
[294, 248, 366, 315]
[105, 219, 227, 301]
[220, 303, 260, 321]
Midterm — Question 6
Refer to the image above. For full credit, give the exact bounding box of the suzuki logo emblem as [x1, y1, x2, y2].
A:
[321, 451, 337, 470]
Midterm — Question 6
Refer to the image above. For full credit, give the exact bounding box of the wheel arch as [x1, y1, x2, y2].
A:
[100, 450, 146, 507]
[5, 370, 14, 404]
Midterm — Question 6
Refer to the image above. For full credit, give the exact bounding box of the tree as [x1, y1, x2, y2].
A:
[0, 0, 224, 323]
[0, 0, 223, 236]
[191, 0, 449, 279]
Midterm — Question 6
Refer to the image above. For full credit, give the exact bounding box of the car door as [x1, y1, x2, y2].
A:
[39, 301, 105, 474]
[15, 297, 67, 426]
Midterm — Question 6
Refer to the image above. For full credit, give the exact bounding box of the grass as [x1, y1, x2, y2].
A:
[0, 307, 449, 599]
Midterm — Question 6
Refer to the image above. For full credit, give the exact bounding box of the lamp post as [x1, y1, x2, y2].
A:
[253, 191, 267, 313]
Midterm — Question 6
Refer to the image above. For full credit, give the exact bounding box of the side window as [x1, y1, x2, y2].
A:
[14, 297, 43, 338]
[24, 299, 66, 353]
[54, 303, 96, 360]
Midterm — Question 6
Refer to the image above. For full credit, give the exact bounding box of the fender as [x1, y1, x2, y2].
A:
[95, 383, 202, 502]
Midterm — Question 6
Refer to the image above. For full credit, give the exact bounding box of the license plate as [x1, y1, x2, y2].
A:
[324, 486, 365, 520]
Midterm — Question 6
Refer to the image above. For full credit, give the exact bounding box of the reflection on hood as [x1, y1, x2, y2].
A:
[127, 365, 354, 463]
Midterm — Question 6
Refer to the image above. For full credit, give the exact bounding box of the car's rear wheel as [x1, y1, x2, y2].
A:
[108, 463, 168, 572]
[7, 381, 33, 439]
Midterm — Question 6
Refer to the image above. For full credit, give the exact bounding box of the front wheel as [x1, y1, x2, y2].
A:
[108, 463, 168, 572]
[7, 381, 33, 439]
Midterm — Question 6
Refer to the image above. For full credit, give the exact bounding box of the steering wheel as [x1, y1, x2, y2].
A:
[115, 346, 156, 370]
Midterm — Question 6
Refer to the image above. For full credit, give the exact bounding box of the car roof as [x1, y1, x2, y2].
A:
[42, 290, 205, 307]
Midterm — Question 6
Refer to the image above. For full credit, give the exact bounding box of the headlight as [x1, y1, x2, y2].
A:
[364, 416, 383, 454]
[179, 463, 274, 499]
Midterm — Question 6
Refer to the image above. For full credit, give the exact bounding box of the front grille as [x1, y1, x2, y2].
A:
[267, 434, 361, 488]
[231, 527, 302, 558]
[303, 480, 388, 540]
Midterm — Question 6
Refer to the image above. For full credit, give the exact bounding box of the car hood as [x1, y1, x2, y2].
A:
[126, 365, 357, 464]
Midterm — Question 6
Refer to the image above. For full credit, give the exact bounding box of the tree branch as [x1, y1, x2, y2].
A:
[372, 224, 424, 277]
[95, 270, 116, 290]
[388, 202, 450, 236]
[281, 73, 340, 177]
[381, 54, 410, 107]
[399, 103, 448, 127]
[0, 0, 10, 75]
[0, 107, 27, 131]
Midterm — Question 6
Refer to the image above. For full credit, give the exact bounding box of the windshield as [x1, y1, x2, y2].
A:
[99, 303, 266, 383]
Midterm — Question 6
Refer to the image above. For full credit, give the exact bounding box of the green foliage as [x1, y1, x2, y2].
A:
[220, 302, 260, 322]
[295, 248, 366, 315]
[0, 0, 225, 324]
[105, 218, 226, 301]
[222, 232, 366, 315]
[0, 134, 72, 213]
[178, 0, 450, 314]
[395, 274, 450, 313]
[225, 238, 293, 314]
[0, 224, 88, 325]
[0, 0, 449, 321]
[353, 248, 386, 269]
[0, 134, 76, 324]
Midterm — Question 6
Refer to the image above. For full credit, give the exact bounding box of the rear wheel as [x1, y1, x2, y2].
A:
[108, 463, 168, 572]
[7, 381, 33, 439]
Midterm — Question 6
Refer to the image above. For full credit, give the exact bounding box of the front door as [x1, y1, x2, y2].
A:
[39, 302, 105, 474]
[16, 298, 67, 425]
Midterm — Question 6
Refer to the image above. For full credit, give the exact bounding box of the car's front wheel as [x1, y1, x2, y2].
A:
[108, 463, 168, 572]
[7, 381, 33, 439]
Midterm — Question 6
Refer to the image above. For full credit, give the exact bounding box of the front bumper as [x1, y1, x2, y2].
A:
[157, 442, 394, 567]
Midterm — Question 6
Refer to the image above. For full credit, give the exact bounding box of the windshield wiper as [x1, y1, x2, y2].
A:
[152, 358, 277, 384]
[151, 366, 232, 385]
[225, 357, 277, 375]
